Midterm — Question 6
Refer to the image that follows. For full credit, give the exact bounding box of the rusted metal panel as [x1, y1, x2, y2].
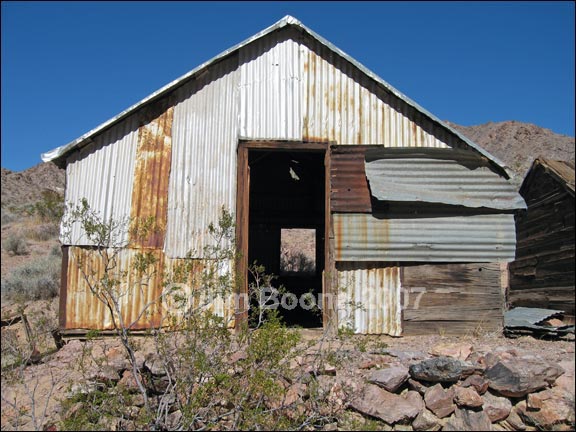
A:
[336, 262, 401, 335]
[365, 148, 526, 210]
[334, 213, 517, 262]
[165, 55, 240, 258]
[130, 105, 174, 248]
[330, 146, 372, 213]
[64, 247, 236, 331]
[64, 247, 165, 330]
[63, 114, 139, 246]
[301, 37, 456, 150]
[238, 27, 303, 141]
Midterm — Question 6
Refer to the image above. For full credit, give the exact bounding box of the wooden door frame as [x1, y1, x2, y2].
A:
[235, 140, 335, 332]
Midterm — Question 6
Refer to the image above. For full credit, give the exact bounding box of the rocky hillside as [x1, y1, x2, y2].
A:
[1, 162, 65, 209]
[448, 120, 575, 186]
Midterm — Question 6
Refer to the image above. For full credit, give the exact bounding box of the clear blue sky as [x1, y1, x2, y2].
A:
[2, 1, 574, 172]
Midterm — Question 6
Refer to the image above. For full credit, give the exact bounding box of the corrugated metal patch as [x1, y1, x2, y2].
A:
[334, 213, 517, 262]
[336, 262, 401, 335]
[64, 247, 165, 330]
[63, 247, 236, 330]
[365, 148, 526, 210]
[330, 147, 372, 213]
[165, 55, 240, 258]
[63, 114, 140, 246]
[130, 105, 174, 248]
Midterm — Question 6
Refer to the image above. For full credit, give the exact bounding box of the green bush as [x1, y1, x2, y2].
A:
[3, 233, 30, 256]
[33, 190, 65, 223]
[1, 255, 61, 301]
[1, 207, 17, 225]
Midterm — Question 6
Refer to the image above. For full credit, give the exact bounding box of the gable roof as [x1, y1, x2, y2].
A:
[41, 15, 510, 176]
[522, 157, 575, 196]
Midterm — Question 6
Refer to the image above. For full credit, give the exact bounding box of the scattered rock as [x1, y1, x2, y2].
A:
[412, 408, 442, 431]
[410, 357, 467, 383]
[143, 353, 167, 376]
[407, 378, 430, 395]
[118, 369, 141, 392]
[443, 407, 493, 431]
[461, 374, 489, 395]
[485, 359, 564, 397]
[368, 366, 409, 392]
[429, 342, 473, 361]
[229, 350, 247, 364]
[424, 384, 456, 418]
[504, 407, 526, 431]
[519, 389, 576, 428]
[350, 384, 421, 424]
[454, 386, 483, 408]
[482, 391, 512, 423]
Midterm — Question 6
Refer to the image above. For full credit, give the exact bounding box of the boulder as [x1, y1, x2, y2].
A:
[482, 392, 512, 423]
[503, 407, 526, 431]
[518, 390, 576, 429]
[350, 384, 421, 424]
[429, 342, 473, 361]
[368, 366, 410, 392]
[485, 359, 564, 397]
[412, 409, 442, 431]
[454, 386, 483, 408]
[424, 383, 456, 418]
[410, 357, 471, 383]
[443, 408, 493, 431]
[461, 374, 489, 395]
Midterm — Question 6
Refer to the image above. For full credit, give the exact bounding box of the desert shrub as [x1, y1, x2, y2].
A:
[1, 207, 18, 225]
[3, 232, 30, 256]
[1, 255, 60, 301]
[33, 190, 65, 223]
[26, 222, 60, 241]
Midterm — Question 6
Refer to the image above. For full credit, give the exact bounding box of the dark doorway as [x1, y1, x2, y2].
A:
[248, 150, 325, 327]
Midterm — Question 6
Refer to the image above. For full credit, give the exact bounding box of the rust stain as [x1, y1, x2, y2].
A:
[64, 247, 167, 330]
[130, 106, 174, 248]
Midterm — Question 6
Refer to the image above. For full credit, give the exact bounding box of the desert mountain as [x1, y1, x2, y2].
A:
[447, 120, 575, 187]
[1, 162, 65, 209]
[1, 121, 574, 207]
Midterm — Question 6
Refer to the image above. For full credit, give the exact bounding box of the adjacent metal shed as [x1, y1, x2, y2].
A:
[42, 16, 525, 336]
[509, 158, 575, 319]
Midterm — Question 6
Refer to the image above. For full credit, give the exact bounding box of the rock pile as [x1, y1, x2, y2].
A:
[53, 340, 575, 431]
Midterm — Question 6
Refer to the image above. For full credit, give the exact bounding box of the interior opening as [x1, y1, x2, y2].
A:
[248, 149, 325, 328]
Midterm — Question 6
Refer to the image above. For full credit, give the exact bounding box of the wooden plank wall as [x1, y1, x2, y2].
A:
[509, 169, 575, 316]
[401, 263, 504, 335]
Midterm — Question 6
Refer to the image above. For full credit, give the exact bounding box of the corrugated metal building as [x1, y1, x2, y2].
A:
[509, 158, 575, 319]
[42, 16, 526, 335]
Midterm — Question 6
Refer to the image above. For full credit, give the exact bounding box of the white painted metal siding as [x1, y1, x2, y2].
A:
[337, 263, 401, 335]
[239, 30, 303, 141]
[164, 56, 240, 258]
[63, 115, 139, 246]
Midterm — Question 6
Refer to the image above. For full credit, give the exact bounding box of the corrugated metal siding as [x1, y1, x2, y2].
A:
[330, 147, 372, 212]
[64, 247, 164, 330]
[239, 29, 303, 141]
[336, 263, 401, 335]
[365, 148, 526, 210]
[130, 106, 174, 248]
[165, 56, 240, 258]
[64, 247, 236, 330]
[334, 213, 517, 262]
[301, 37, 455, 148]
[63, 114, 140, 246]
